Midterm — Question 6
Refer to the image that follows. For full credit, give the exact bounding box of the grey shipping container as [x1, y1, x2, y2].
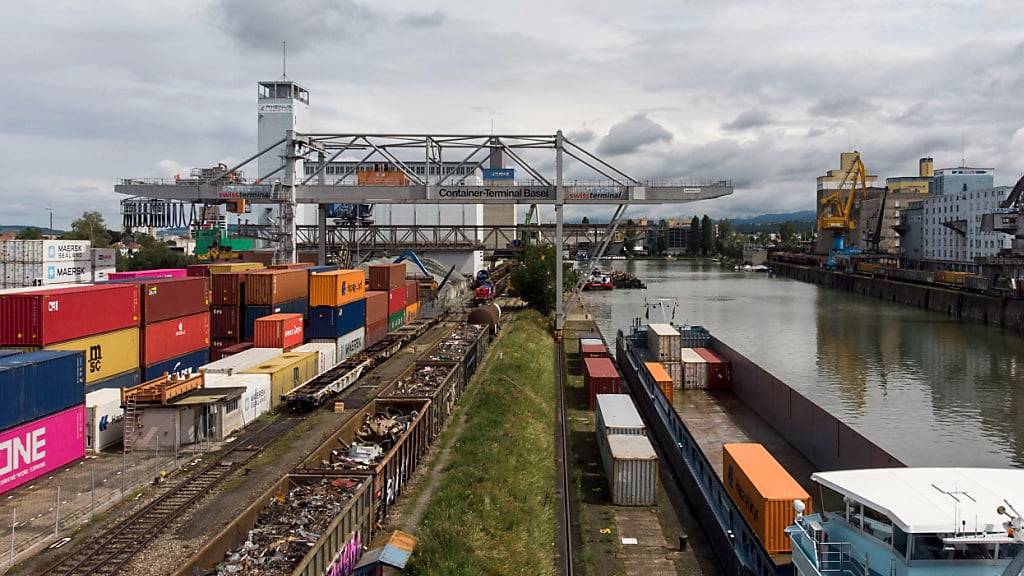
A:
[647, 323, 681, 362]
[0, 350, 86, 431]
[595, 394, 646, 436]
[599, 434, 658, 506]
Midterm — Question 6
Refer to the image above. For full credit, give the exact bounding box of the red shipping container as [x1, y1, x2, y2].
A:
[368, 263, 405, 291]
[694, 348, 731, 389]
[365, 318, 387, 348]
[405, 279, 418, 306]
[133, 277, 209, 325]
[580, 342, 608, 358]
[583, 356, 621, 410]
[211, 273, 246, 306]
[253, 313, 304, 350]
[142, 312, 210, 366]
[364, 291, 389, 325]
[210, 305, 241, 338]
[387, 286, 405, 314]
[212, 340, 252, 361]
[187, 264, 214, 277]
[0, 285, 140, 346]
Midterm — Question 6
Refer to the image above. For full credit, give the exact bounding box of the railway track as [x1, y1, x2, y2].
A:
[554, 343, 576, 576]
[38, 417, 302, 576]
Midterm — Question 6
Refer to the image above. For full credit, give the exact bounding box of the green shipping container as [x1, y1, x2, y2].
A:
[388, 310, 405, 332]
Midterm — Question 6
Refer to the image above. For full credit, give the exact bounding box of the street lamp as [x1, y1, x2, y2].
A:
[45, 207, 53, 238]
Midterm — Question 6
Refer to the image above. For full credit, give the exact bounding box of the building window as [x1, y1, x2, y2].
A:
[226, 398, 239, 413]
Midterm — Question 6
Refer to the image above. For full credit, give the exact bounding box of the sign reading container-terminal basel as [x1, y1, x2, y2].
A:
[430, 185, 557, 202]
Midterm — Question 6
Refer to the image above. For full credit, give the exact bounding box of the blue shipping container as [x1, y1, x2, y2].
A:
[244, 298, 308, 340]
[86, 370, 141, 394]
[482, 168, 515, 180]
[0, 350, 22, 359]
[142, 349, 210, 381]
[308, 265, 339, 275]
[0, 350, 85, 431]
[308, 299, 367, 339]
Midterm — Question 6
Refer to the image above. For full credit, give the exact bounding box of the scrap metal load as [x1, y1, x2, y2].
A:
[610, 270, 646, 289]
[388, 364, 454, 397]
[327, 410, 416, 470]
[425, 324, 485, 363]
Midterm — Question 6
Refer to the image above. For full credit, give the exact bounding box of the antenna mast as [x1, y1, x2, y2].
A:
[282, 41, 287, 79]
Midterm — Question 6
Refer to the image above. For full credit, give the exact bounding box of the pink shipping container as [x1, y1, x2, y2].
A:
[0, 405, 86, 496]
[142, 312, 210, 366]
[0, 284, 140, 346]
[108, 268, 187, 280]
[694, 348, 731, 389]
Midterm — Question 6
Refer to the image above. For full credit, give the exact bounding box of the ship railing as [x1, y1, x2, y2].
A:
[817, 541, 867, 576]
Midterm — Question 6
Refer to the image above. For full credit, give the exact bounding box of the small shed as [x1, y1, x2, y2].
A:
[353, 530, 417, 576]
[131, 387, 246, 451]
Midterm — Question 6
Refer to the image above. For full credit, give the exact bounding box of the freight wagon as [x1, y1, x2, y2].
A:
[381, 361, 463, 441]
[421, 323, 488, 389]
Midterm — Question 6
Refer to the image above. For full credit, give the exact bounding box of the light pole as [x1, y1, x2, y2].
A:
[45, 207, 53, 238]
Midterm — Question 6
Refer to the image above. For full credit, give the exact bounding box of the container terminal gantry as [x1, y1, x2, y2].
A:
[116, 131, 732, 330]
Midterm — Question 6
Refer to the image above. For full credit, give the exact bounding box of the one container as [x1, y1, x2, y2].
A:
[244, 298, 307, 340]
[241, 351, 319, 407]
[93, 267, 116, 283]
[141, 312, 210, 366]
[108, 268, 187, 280]
[86, 369, 141, 394]
[293, 342, 337, 374]
[210, 337, 240, 361]
[694, 348, 731, 389]
[206, 262, 264, 274]
[268, 262, 314, 271]
[307, 264, 339, 275]
[647, 323, 681, 362]
[405, 279, 418, 305]
[200, 348, 283, 376]
[600, 434, 658, 506]
[210, 272, 246, 306]
[308, 299, 366, 340]
[186, 263, 215, 277]
[595, 394, 646, 436]
[86, 388, 123, 452]
[387, 310, 405, 332]
[0, 284, 140, 346]
[363, 291, 388, 325]
[210, 305, 241, 338]
[324, 327, 366, 363]
[405, 301, 419, 323]
[244, 269, 308, 306]
[10, 239, 91, 262]
[11, 260, 92, 286]
[580, 338, 608, 358]
[368, 263, 405, 291]
[643, 361, 674, 403]
[387, 286, 405, 314]
[91, 248, 116, 268]
[132, 277, 209, 325]
[45, 327, 140, 384]
[680, 348, 708, 389]
[0, 350, 85, 430]
[308, 269, 366, 307]
[365, 318, 387, 348]
[253, 313, 304, 350]
[213, 341, 254, 361]
[142, 348, 210, 381]
[203, 373, 272, 425]
[583, 356, 620, 410]
[722, 443, 812, 553]
[0, 405, 86, 496]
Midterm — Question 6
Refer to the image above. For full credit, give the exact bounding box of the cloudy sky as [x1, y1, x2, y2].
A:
[2, 0, 1023, 228]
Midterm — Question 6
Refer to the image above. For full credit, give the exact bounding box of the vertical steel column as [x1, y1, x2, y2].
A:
[317, 150, 327, 266]
[282, 130, 298, 264]
[555, 130, 565, 331]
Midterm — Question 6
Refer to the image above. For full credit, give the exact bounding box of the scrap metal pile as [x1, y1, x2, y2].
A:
[610, 270, 646, 289]
[426, 325, 483, 362]
[326, 410, 416, 469]
[211, 477, 361, 575]
[388, 364, 453, 397]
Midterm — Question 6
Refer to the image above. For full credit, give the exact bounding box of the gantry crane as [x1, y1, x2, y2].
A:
[818, 151, 868, 269]
[982, 173, 1024, 254]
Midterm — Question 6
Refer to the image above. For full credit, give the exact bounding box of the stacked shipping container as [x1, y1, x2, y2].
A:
[0, 239, 92, 288]
[244, 269, 307, 340]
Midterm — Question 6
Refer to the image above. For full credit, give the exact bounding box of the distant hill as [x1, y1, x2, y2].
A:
[730, 210, 816, 225]
[0, 224, 65, 235]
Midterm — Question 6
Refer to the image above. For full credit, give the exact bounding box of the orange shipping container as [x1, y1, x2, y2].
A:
[722, 443, 812, 553]
[309, 269, 366, 307]
[643, 361, 674, 404]
[357, 171, 410, 186]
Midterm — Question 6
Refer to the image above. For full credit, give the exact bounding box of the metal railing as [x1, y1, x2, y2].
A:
[789, 520, 868, 576]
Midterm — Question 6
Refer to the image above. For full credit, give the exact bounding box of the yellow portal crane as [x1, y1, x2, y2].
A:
[818, 152, 868, 233]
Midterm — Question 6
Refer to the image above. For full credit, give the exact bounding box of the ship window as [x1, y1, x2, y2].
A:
[862, 506, 893, 544]
[820, 486, 845, 515]
[912, 534, 947, 560]
[893, 526, 908, 557]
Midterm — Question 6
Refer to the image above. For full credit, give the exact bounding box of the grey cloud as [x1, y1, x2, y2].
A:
[596, 114, 673, 156]
[567, 129, 596, 144]
[214, 0, 378, 51]
[400, 10, 446, 28]
[808, 95, 876, 118]
[721, 109, 773, 131]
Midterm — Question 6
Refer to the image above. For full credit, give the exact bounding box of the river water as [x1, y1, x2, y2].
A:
[584, 259, 1024, 468]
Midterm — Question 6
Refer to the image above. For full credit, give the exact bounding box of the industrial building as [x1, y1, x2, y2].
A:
[850, 158, 934, 254]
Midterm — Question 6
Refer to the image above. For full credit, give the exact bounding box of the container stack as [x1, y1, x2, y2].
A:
[0, 284, 143, 391]
[647, 323, 683, 388]
[210, 267, 251, 354]
[680, 347, 731, 390]
[131, 277, 211, 380]
[595, 394, 657, 506]
[369, 264, 408, 332]
[404, 279, 419, 323]
[307, 269, 366, 361]
[243, 269, 308, 340]
[92, 248, 116, 283]
[0, 239, 92, 288]
[363, 290, 389, 349]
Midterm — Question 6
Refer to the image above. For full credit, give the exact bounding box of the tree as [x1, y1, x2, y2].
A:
[15, 227, 42, 240]
[689, 216, 701, 255]
[701, 214, 713, 256]
[716, 219, 733, 255]
[510, 244, 578, 314]
[581, 216, 590, 224]
[780, 221, 798, 251]
[63, 211, 112, 247]
[118, 233, 193, 271]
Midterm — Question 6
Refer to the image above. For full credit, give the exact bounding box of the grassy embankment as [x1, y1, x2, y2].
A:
[407, 311, 556, 576]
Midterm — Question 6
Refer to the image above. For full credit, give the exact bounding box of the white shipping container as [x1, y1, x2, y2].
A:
[86, 388, 124, 452]
[601, 434, 658, 506]
[647, 323, 681, 362]
[595, 394, 646, 436]
[92, 247, 116, 268]
[292, 342, 337, 375]
[19, 260, 93, 285]
[680, 348, 708, 389]
[200, 348, 283, 376]
[8, 240, 92, 262]
[204, 373, 272, 426]
[93, 267, 116, 283]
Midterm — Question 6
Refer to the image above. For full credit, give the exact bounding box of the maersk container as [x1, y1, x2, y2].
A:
[600, 434, 658, 506]
[85, 369, 141, 394]
[723, 443, 812, 553]
[253, 313, 304, 350]
[45, 327, 140, 384]
[203, 373, 272, 425]
[141, 312, 210, 366]
[0, 284, 140, 346]
[595, 394, 646, 436]
[9, 260, 93, 286]
[6, 239, 91, 262]
[142, 348, 210, 381]
[680, 348, 708, 389]
[244, 298, 307, 340]
[646, 323, 680, 362]
[0, 350, 85, 431]
[200, 347, 282, 376]
[292, 342, 337, 374]
[308, 299, 366, 340]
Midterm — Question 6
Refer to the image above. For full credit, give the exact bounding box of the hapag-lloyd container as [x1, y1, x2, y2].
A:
[45, 327, 140, 384]
[122, 277, 209, 325]
[210, 273, 246, 306]
[141, 312, 210, 366]
[364, 291, 388, 325]
[0, 284, 140, 346]
[723, 443, 812, 553]
[387, 287, 405, 314]
[108, 268, 187, 281]
[210, 305, 241, 338]
[142, 348, 209, 380]
[253, 313, 304, 350]
[0, 350, 85, 430]
[0, 405, 86, 496]
[368, 263, 405, 291]
[244, 269, 307, 306]
[308, 269, 366, 307]
[308, 299, 366, 339]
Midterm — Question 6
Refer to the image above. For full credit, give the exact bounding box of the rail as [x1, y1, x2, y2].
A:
[555, 341, 576, 575]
